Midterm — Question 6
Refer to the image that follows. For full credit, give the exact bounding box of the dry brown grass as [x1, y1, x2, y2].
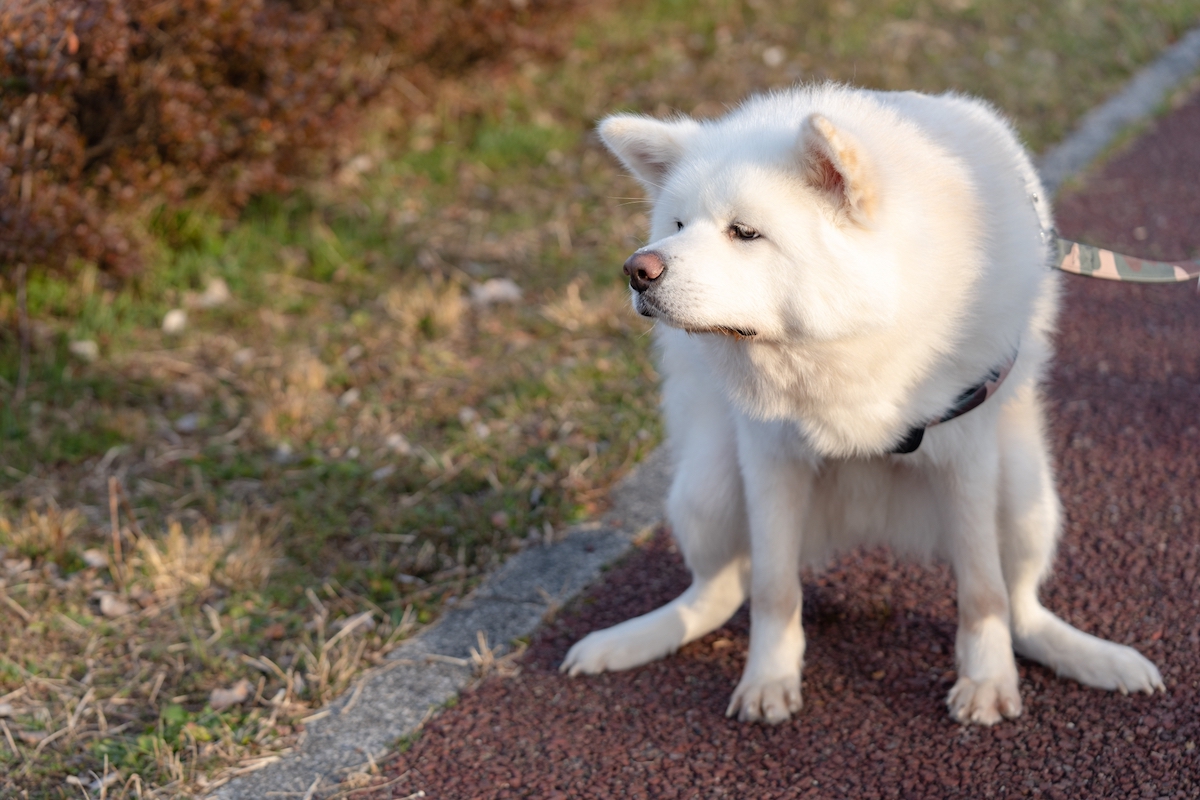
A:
[0, 500, 419, 797]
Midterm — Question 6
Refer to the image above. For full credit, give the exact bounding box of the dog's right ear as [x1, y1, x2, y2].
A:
[598, 115, 696, 195]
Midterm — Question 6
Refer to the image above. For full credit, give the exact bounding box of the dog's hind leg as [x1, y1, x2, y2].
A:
[935, 436, 1024, 726]
[561, 360, 750, 676]
[998, 385, 1164, 695]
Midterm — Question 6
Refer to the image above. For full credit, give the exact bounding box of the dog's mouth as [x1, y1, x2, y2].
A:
[633, 291, 666, 320]
[683, 325, 758, 340]
[634, 293, 757, 339]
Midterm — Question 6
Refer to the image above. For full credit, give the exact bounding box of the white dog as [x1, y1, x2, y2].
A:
[561, 84, 1164, 725]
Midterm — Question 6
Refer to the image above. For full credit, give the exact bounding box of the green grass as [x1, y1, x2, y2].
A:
[2, 0, 1199, 796]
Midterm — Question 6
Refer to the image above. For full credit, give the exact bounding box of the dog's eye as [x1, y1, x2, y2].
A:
[729, 222, 760, 241]
[675, 220, 684, 232]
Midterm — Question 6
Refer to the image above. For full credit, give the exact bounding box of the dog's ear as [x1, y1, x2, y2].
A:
[598, 114, 696, 194]
[798, 115, 877, 225]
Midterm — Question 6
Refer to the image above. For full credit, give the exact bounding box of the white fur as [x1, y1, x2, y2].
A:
[561, 84, 1164, 725]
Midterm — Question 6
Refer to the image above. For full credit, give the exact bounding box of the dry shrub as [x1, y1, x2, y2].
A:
[280, 352, 334, 426]
[0, 504, 84, 562]
[255, 348, 338, 441]
[216, 511, 285, 591]
[383, 274, 466, 342]
[541, 278, 629, 332]
[138, 521, 223, 598]
[340, 0, 573, 74]
[138, 515, 283, 599]
[218, 528, 281, 591]
[292, 603, 417, 708]
[0, 0, 578, 281]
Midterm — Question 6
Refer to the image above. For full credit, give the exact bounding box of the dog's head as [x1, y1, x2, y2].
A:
[599, 100, 905, 344]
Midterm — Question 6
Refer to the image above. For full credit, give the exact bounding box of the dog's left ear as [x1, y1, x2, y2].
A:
[798, 115, 877, 226]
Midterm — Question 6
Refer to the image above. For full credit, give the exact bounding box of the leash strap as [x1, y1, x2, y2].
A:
[1054, 235, 1200, 283]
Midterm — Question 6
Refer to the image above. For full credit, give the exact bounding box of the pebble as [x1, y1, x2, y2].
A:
[470, 277, 522, 306]
[68, 339, 99, 362]
[273, 442, 294, 463]
[762, 46, 786, 67]
[98, 594, 133, 618]
[191, 277, 232, 309]
[386, 432, 412, 455]
[162, 308, 187, 334]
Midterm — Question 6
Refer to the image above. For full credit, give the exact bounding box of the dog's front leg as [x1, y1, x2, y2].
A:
[937, 442, 1023, 725]
[726, 420, 812, 724]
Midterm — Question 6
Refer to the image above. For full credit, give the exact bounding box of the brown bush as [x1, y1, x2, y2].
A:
[0, 0, 575, 281]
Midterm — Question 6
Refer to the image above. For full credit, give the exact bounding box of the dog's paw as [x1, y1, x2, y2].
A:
[726, 673, 802, 724]
[1058, 640, 1165, 696]
[946, 675, 1022, 726]
[560, 625, 674, 676]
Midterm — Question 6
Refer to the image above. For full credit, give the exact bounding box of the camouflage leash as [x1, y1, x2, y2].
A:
[1054, 234, 1200, 283]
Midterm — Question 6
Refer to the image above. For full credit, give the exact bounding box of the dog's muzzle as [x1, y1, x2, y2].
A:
[623, 250, 666, 293]
[623, 249, 757, 338]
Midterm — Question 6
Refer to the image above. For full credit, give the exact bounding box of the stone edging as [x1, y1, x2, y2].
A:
[211, 27, 1200, 798]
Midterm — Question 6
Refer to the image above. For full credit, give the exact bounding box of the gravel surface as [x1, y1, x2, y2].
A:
[368, 93, 1200, 799]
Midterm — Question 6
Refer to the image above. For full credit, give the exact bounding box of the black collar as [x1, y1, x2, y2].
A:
[891, 354, 1017, 454]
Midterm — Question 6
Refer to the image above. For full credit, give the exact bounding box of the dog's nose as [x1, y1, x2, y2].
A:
[623, 251, 666, 292]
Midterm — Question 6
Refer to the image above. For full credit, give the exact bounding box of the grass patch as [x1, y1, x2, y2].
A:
[2, 0, 1199, 796]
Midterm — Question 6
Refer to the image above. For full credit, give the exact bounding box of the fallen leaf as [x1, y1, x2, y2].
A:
[99, 594, 133, 618]
[209, 678, 254, 711]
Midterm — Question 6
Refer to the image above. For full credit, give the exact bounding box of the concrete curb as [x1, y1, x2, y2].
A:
[1037, 26, 1200, 197]
[211, 26, 1200, 799]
